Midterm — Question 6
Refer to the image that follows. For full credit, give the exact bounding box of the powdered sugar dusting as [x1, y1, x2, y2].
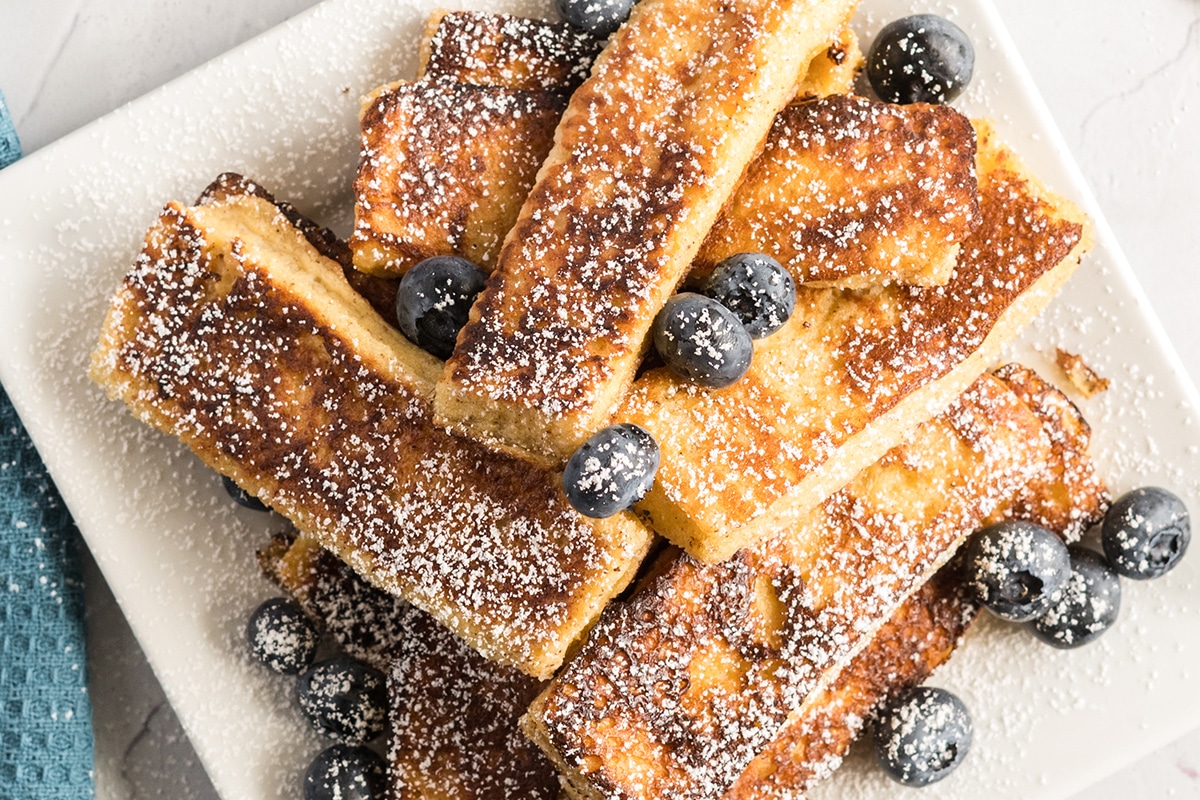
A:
[421, 11, 600, 92]
[390, 616, 557, 798]
[90, 192, 650, 679]
[693, 94, 981, 288]
[0, 0, 1198, 798]
[441, 0, 859, 448]
[353, 81, 568, 274]
[533, 375, 1055, 798]
[621, 125, 1087, 558]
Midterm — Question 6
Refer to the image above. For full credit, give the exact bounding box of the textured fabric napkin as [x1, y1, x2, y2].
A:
[0, 91, 18, 168]
[0, 91, 96, 800]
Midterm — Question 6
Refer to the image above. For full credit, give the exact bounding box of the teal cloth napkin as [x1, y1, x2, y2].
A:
[0, 91, 96, 800]
[0, 91, 18, 168]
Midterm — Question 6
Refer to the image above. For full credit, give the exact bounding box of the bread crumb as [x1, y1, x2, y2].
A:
[1056, 348, 1111, 398]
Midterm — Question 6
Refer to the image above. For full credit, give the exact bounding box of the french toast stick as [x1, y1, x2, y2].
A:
[621, 121, 1092, 563]
[524, 370, 1071, 799]
[354, 80, 567, 275]
[720, 568, 977, 800]
[352, 13, 602, 278]
[435, 0, 862, 466]
[90, 177, 653, 680]
[721, 365, 1108, 799]
[259, 531, 559, 799]
[691, 94, 981, 289]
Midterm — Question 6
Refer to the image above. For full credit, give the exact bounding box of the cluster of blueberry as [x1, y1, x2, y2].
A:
[872, 487, 1192, 787]
[224, 478, 388, 800]
[654, 252, 796, 389]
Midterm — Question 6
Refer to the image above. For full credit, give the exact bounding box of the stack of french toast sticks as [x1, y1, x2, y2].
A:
[90, 0, 1107, 796]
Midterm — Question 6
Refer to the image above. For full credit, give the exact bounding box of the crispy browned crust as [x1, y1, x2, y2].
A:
[89, 181, 652, 679]
[1055, 347, 1112, 399]
[353, 13, 600, 280]
[418, 10, 602, 92]
[436, 0, 862, 465]
[524, 373, 1055, 799]
[389, 614, 558, 800]
[352, 81, 567, 276]
[691, 95, 981, 288]
[621, 121, 1093, 563]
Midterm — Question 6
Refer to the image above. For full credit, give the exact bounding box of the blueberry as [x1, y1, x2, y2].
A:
[246, 597, 319, 675]
[652, 293, 753, 388]
[962, 520, 1071, 622]
[1101, 487, 1191, 580]
[556, 0, 634, 38]
[873, 686, 972, 787]
[868, 14, 974, 105]
[304, 744, 386, 800]
[296, 657, 387, 745]
[395, 255, 487, 360]
[563, 423, 659, 518]
[703, 253, 796, 339]
[1032, 546, 1121, 649]
[222, 474, 269, 511]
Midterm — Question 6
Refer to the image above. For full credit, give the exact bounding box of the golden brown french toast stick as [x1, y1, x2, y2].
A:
[90, 179, 652, 680]
[524, 372, 1061, 799]
[352, 13, 603, 278]
[435, 0, 862, 466]
[691, 94, 981, 289]
[721, 364, 1107, 799]
[723, 567, 978, 800]
[354, 80, 566, 276]
[623, 122, 1092, 563]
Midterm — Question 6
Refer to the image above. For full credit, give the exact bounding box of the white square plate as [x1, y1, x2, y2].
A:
[1, 0, 1198, 797]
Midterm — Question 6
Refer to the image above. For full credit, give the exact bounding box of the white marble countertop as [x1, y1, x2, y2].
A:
[1, 0, 1198, 798]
